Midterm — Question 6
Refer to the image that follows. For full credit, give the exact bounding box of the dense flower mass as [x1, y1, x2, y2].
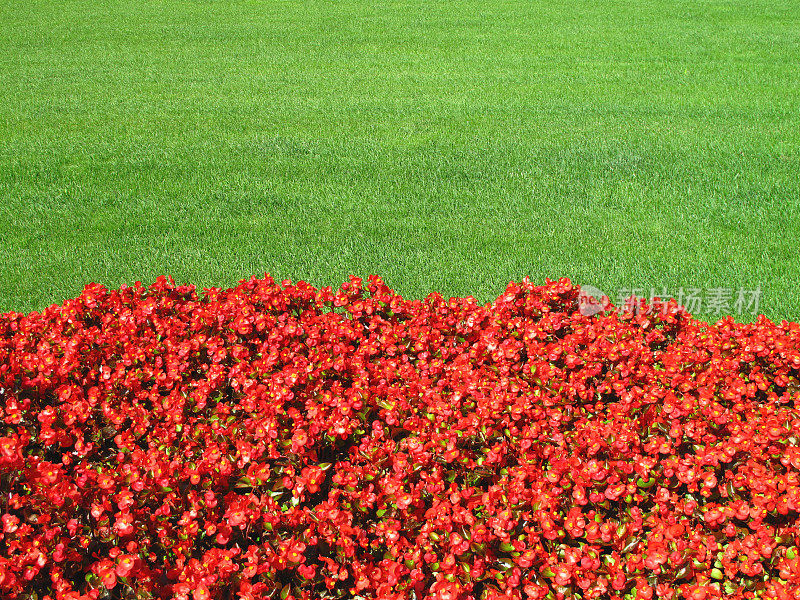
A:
[1, 274, 800, 600]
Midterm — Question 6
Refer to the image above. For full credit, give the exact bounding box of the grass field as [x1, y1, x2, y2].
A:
[1, 0, 798, 323]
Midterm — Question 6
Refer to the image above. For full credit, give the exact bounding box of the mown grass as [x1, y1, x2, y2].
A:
[1, 0, 798, 323]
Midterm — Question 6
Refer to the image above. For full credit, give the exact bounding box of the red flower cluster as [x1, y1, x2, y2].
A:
[1, 274, 800, 600]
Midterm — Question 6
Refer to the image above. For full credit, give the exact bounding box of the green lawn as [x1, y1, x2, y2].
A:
[1, 0, 798, 323]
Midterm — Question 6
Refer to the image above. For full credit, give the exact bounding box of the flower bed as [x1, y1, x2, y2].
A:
[1, 275, 799, 600]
